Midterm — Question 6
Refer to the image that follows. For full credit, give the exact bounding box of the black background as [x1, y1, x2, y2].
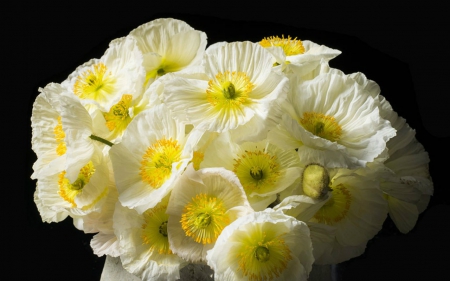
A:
[8, 1, 450, 280]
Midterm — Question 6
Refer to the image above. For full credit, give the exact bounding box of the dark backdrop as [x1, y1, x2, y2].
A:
[9, 1, 450, 280]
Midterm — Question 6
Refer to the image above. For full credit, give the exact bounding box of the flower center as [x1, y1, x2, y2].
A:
[313, 184, 352, 225]
[139, 138, 182, 189]
[260, 35, 305, 56]
[58, 161, 95, 207]
[206, 71, 254, 111]
[159, 221, 168, 237]
[299, 112, 342, 142]
[103, 94, 133, 134]
[250, 167, 264, 180]
[141, 204, 172, 254]
[233, 149, 280, 194]
[180, 193, 230, 244]
[157, 68, 166, 76]
[54, 116, 66, 156]
[254, 246, 270, 262]
[73, 62, 116, 101]
[236, 230, 292, 281]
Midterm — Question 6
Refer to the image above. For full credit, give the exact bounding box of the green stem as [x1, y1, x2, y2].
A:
[89, 135, 114, 147]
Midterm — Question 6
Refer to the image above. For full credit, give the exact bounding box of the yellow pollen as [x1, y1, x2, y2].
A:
[299, 112, 342, 142]
[103, 94, 133, 133]
[141, 204, 172, 255]
[140, 138, 182, 189]
[180, 193, 230, 244]
[54, 116, 66, 156]
[237, 230, 292, 281]
[206, 71, 253, 111]
[233, 149, 280, 194]
[313, 184, 352, 225]
[73, 62, 116, 101]
[58, 161, 96, 207]
[260, 35, 305, 56]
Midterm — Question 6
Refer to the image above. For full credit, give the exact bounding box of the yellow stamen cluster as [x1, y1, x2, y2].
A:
[140, 138, 182, 189]
[180, 193, 230, 244]
[299, 112, 342, 142]
[73, 62, 116, 100]
[54, 116, 66, 156]
[206, 71, 253, 112]
[313, 184, 352, 225]
[260, 35, 305, 56]
[103, 94, 133, 133]
[141, 204, 172, 255]
[58, 161, 96, 207]
[233, 149, 280, 194]
[237, 230, 292, 281]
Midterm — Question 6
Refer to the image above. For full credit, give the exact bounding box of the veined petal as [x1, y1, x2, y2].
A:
[386, 196, 419, 234]
[164, 30, 207, 72]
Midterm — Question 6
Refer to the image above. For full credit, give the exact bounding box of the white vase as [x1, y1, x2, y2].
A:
[100, 255, 337, 280]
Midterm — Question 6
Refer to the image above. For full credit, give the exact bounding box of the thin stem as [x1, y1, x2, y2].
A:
[89, 135, 114, 147]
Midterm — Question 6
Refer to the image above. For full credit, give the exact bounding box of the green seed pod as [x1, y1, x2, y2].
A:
[301, 163, 330, 199]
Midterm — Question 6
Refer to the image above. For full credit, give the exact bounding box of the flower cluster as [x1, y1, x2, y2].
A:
[31, 18, 433, 280]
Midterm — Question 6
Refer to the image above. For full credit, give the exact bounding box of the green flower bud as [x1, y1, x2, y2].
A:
[301, 163, 330, 199]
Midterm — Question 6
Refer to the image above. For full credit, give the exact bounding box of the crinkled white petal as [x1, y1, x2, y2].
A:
[31, 83, 72, 178]
[113, 201, 187, 281]
[386, 195, 419, 234]
[274, 193, 330, 222]
[129, 18, 206, 84]
[33, 189, 69, 223]
[90, 232, 121, 257]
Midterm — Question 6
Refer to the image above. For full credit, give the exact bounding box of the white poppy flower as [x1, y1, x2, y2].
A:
[31, 83, 113, 181]
[166, 165, 253, 263]
[109, 104, 204, 213]
[162, 41, 289, 138]
[34, 150, 112, 224]
[206, 209, 314, 281]
[259, 36, 341, 79]
[309, 172, 387, 264]
[31, 83, 69, 179]
[113, 195, 188, 281]
[129, 18, 207, 85]
[201, 132, 302, 211]
[274, 162, 388, 264]
[376, 99, 433, 233]
[63, 36, 145, 112]
[268, 70, 396, 169]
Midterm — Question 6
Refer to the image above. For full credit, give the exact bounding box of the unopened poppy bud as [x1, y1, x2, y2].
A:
[302, 163, 330, 199]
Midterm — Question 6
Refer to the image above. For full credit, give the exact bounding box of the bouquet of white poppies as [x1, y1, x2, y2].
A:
[30, 18, 433, 281]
